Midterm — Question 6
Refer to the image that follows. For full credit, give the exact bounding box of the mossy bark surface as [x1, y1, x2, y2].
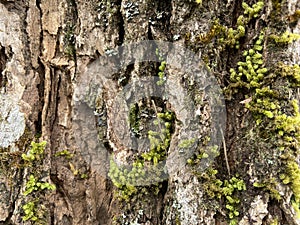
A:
[0, 0, 300, 224]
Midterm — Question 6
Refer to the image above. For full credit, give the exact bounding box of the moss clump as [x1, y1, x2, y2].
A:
[187, 145, 218, 166]
[269, 31, 300, 45]
[274, 100, 300, 135]
[108, 157, 164, 202]
[245, 86, 280, 123]
[22, 200, 39, 222]
[222, 176, 246, 224]
[220, 1, 264, 49]
[239, 61, 300, 215]
[155, 48, 167, 86]
[23, 174, 56, 196]
[142, 111, 174, 164]
[54, 149, 74, 159]
[222, 1, 300, 215]
[225, 18, 300, 219]
[109, 109, 175, 202]
[253, 177, 282, 201]
[276, 63, 300, 86]
[283, 159, 300, 218]
[21, 141, 56, 224]
[178, 138, 196, 149]
[195, 168, 246, 224]
[21, 141, 46, 163]
[196, 19, 226, 44]
[242, 1, 265, 19]
[157, 60, 167, 86]
[229, 31, 266, 89]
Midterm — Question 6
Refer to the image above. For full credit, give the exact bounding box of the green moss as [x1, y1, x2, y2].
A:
[109, 109, 174, 202]
[54, 149, 74, 159]
[280, 160, 300, 203]
[280, 159, 300, 218]
[178, 138, 196, 149]
[276, 63, 300, 86]
[195, 168, 245, 224]
[22, 200, 38, 222]
[142, 111, 174, 164]
[219, 1, 264, 49]
[224, 8, 300, 216]
[156, 49, 167, 86]
[196, 19, 226, 44]
[242, 63, 300, 209]
[187, 145, 219, 166]
[269, 218, 279, 225]
[222, 177, 246, 224]
[22, 198, 48, 225]
[228, 31, 266, 88]
[24, 174, 56, 196]
[21, 141, 47, 164]
[242, 1, 264, 19]
[269, 32, 300, 44]
[253, 178, 282, 201]
[21, 141, 56, 224]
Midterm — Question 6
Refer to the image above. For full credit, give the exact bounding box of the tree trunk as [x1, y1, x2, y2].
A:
[0, 0, 300, 224]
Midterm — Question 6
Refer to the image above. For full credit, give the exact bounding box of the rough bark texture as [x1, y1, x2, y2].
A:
[0, 0, 300, 225]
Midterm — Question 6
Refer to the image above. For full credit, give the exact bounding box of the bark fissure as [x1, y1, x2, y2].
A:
[0, 45, 8, 90]
[35, 59, 45, 136]
[116, 0, 125, 45]
[22, 3, 33, 75]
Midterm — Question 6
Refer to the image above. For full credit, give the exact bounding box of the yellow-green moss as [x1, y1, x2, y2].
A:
[155, 48, 167, 86]
[195, 168, 245, 224]
[21, 141, 56, 224]
[269, 32, 300, 44]
[109, 110, 174, 202]
[222, 1, 300, 217]
[228, 31, 266, 89]
[21, 141, 46, 163]
[269, 218, 279, 225]
[253, 178, 282, 201]
[280, 160, 300, 204]
[221, 1, 264, 49]
[54, 149, 74, 160]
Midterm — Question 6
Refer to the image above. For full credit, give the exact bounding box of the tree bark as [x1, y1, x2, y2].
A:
[0, 0, 300, 224]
